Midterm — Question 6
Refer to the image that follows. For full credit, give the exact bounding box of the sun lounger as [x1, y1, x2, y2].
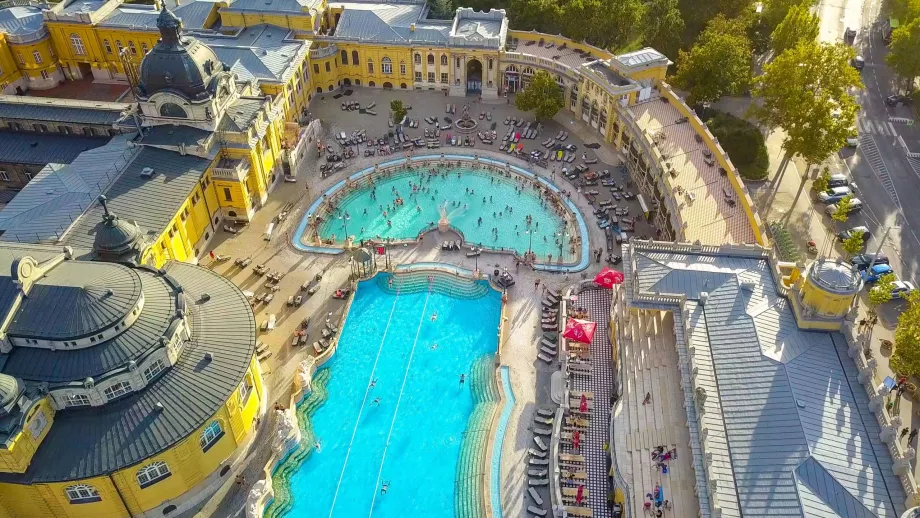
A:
[540, 346, 557, 356]
[529, 458, 549, 466]
[562, 487, 589, 499]
[571, 390, 594, 399]
[564, 417, 590, 428]
[529, 448, 547, 458]
[537, 408, 554, 418]
[529, 468, 548, 477]
[559, 453, 585, 463]
[528, 487, 544, 506]
[529, 506, 547, 517]
[534, 427, 552, 436]
[543, 332, 558, 342]
[529, 478, 549, 486]
[541, 338, 558, 349]
[565, 506, 593, 517]
[569, 399, 594, 409]
[534, 436, 547, 450]
[538, 353, 554, 363]
[561, 470, 588, 481]
[534, 416, 553, 425]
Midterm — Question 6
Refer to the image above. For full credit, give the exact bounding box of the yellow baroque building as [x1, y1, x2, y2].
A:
[0, 235, 263, 517]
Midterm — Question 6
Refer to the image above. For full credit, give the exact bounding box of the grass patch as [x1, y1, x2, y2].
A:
[698, 108, 770, 181]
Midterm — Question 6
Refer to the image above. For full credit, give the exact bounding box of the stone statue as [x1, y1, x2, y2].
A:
[438, 202, 450, 233]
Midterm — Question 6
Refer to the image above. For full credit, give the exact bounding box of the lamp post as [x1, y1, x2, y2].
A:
[526, 229, 534, 255]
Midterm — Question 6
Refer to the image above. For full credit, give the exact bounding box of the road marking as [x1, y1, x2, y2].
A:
[908, 156, 920, 178]
[858, 134, 902, 210]
[887, 121, 898, 136]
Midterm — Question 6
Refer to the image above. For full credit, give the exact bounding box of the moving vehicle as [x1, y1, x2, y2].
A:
[851, 56, 865, 70]
[837, 226, 871, 243]
[825, 197, 862, 216]
[851, 253, 889, 270]
[819, 186, 853, 203]
[891, 281, 916, 299]
[844, 27, 856, 42]
[861, 263, 893, 282]
[886, 94, 914, 106]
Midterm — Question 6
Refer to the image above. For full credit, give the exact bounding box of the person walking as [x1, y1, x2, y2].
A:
[909, 429, 919, 444]
[900, 427, 910, 440]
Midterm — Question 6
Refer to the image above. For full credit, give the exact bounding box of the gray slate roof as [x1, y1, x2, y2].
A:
[200, 25, 307, 83]
[59, 0, 106, 15]
[0, 133, 138, 243]
[0, 131, 110, 166]
[630, 247, 904, 518]
[98, 5, 158, 29]
[142, 124, 212, 147]
[0, 260, 255, 482]
[0, 244, 64, 330]
[0, 6, 45, 37]
[174, 0, 219, 30]
[330, 2, 449, 44]
[218, 97, 263, 132]
[225, 0, 323, 14]
[62, 147, 212, 249]
[0, 98, 126, 125]
[2, 268, 173, 381]
[8, 262, 141, 340]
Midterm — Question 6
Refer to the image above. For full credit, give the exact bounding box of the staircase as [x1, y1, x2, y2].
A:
[455, 355, 500, 518]
[377, 271, 490, 299]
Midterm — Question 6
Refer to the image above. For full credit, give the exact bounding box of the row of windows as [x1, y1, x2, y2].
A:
[62, 420, 228, 504]
[101, 37, 149, 57]
[5, 121, 114, 137]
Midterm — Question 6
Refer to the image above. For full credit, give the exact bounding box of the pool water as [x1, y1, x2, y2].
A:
[284, 276, 502, 518]
[317, 166, 574, 261]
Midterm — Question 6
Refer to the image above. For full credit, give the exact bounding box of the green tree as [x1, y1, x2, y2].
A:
[672, 15, 753, 104]
[703, 109, 769, 180]
[886, 19, 920, 86]
[869, 273, 897, 307]
[431, 0, 454, 18]
[644, 0, 685, 58]
[831, 193, 854, 222]
[390, 100, 407, 124]
[890, 291, 920, 377]
[891, 0, 920, 24]
[751, 41, 862, 176]
[812, 166, 831, 193]
[841, 230, 866, 257]
[770, 3, 819, 56]
[515, 70, 564, 120]
[761, 0, 815, 31]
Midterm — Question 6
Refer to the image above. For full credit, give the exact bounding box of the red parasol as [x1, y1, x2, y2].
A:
[576, 485, 584, 504]
[580, 394, 588, 413]
[563, 318, 596, 344]
[594, 267, 625, 288]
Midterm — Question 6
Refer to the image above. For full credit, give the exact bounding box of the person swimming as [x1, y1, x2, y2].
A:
[431, 343, 438, 350]
[372, 397, 381, 406]
[459, 373, 466, 387]
[381, 481, 390, 495]
[431, 312, 438, 321]
[369, 378, 378, 389]
[315, 439, 322, 452]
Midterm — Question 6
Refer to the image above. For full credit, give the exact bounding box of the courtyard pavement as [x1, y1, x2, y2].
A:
[189, 87, 657, 518]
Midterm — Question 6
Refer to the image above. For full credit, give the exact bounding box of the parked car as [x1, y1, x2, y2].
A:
[861, 263, 893, 282]
[819, 186, 853, 203]
[891, 281, 917, 299]
[886, 94, 914, 106]
[827, 173, 850, 188]
[851, 253, 889, 270]
[844, 27, 857, 41]
[837, 226, 871, 242]
[851, 56, 865, 70]
[825, 197, 863, 216]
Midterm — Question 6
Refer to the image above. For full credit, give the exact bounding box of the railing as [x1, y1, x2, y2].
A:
[212, 159, 250, 182]
[309, 44, 338, 60]
[501, 52, 581, 81]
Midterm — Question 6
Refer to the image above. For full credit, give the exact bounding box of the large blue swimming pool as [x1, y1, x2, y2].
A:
[284, 275, 501, 517]
[317, 166, 575, 262]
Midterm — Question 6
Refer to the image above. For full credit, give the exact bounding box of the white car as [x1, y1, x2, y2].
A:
[818, 186, 852, 202]
[872, 280, 916, 300]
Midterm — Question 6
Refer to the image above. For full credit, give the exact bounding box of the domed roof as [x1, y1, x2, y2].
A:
[808, 258, 862, 295]
[137, 6, 227, 101]
[0, 374, 22, 417]
[92, 195, 143, 261]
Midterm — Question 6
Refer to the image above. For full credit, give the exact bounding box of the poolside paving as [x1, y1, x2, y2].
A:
[190, 87, 659, 517]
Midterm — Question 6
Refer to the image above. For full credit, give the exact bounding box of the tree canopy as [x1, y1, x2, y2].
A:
[841, 230, 865, 257]
[770, 3, 819, 56]
[886, 19, 920, 84]
[702, 109, 769, 180]
[869, 273, 897, 307]
[515, 70, 565, 120]
[644, 0, 685, 59]
[890, 291, 920, 377]
[751, 41, 862, 166]
[672, 15, 753, 104]
[390, 100, 408, 124]
[761, 0, 815, 31]
[831, 194, 855, 222]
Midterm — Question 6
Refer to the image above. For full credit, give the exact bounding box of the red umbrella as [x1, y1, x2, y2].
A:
[594, 267, 625, 288]
[573, 430, 581, 449]
[563, 318, 596, 344]
[576, 485, 584, 504]
[580, 394, 588, 413]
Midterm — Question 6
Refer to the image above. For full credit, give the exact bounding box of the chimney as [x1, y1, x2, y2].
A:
[410, 23, 416, 32]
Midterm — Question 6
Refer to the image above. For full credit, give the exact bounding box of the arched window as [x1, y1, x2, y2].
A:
[70, 34, 85, 56]
[367, 58, 374, 74]
[381, 57, 392, 74]
[200, 421, 224, 452]
[556, 75, 564, 87]
[440, 54, 448, 66]
[427, 53, 434, 65]
[65, 484, 101, 504]
[159, 103, 188, 118]
[351, 50, 359, 65]
[399, 60, 406, 75]
[341, 49, 348, 65]
[136, 461, 171, 488]
[590, 101, 599, 124]
[128, 41, 137, 55]
[599, 108, 608, 131]
[522, 66, 534, 77]
[414, 53, 421, 65]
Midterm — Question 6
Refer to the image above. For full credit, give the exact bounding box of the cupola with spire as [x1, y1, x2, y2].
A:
[91, 195, 146, 263]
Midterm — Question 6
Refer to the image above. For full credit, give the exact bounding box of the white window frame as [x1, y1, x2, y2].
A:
[381, 57, 392, 75]
[238, 373, 253, 404]
[0, 171, 8, 182]
[65, 484, 101, 504]
[427, 72, 435, 83]
[199, 420, 224, 452]
[128, 41, 136, 55]
[414, 53, 421, 65]
[414, 71, 422, 82]
[136, 461, 171, 488]
[64, 392, 90, 407]
[367, 60, 374, 74]
[40, 70, 49, 81]
[70, 34, 85, 56]
[440, 72, 448, 84]
[141, 42, 149, 55]
[104, 381, 132, 401]
[103, 39, 112, 54]
[399, 61, 406, 75]
[32, 50, 42, 64]
[440, 54, 448, 66]
[28, 410, 47, 438]
[143, 358, 165, 383]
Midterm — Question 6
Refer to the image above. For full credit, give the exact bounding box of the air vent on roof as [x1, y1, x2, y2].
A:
[30, 141, 38, 148]
[140, 167, 155, 179]
[205, 352, 213, 362]
[155, 402, 165, 411]
[200, 293, 211, 302]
